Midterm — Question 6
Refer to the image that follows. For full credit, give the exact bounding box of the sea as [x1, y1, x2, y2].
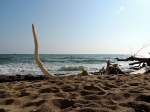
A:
[0, 54, 129, 75]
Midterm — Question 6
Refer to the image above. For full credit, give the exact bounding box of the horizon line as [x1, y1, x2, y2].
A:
[0, 53, 129, 55]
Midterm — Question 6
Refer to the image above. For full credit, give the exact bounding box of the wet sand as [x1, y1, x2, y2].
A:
[0, 74, 150, 112]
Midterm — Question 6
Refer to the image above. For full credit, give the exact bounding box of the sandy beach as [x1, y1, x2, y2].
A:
[1, 0, 150, 112]
[0, 73, 150, 112]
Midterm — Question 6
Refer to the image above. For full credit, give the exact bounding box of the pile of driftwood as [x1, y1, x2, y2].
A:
[116, 56, 150, 68]
[91, 60, 124, 75]
[91, 55, 150, 75]
[98, 56, 150, 75]
[116, 56, 150, 74]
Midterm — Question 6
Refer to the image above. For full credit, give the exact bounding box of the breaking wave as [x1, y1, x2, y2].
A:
[0, 54, 128, 75]
[58, 66, 85, 71]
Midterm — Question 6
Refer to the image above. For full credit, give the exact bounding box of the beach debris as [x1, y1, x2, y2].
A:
[105, 60, 124, 75]
[99, 66, 105, 75]
[115, 42, 150, 74]
[91, 60, 124, 75]
[116, 56, 150, 74]
[116, 56, 150, 66]
[92, 60, 124, 75]
[79, 68, 89, 76]
[91, 66, 105, 75]
[32, 24, 52, 76]
[0, 74, 45, 82]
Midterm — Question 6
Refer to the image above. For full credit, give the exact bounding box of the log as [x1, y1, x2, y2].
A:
[0, 75, 46, 83]
[116, 56, 150, 66]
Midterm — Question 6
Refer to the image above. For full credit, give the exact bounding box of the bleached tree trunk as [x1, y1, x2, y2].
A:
[32, 24, 51, 76]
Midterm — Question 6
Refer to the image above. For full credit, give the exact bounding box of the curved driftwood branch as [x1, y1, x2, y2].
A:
[32, 24, 51, 76]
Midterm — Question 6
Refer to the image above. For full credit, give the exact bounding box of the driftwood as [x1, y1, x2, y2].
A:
[115, 55, 150, 74]
[105, 60, 124, 74]
[116, 56, 150, 68]
[0, 75, 46, 83]
[32, 24, 52, 77]
[91, 60, 124, 75]
[116, 56, 150, 65]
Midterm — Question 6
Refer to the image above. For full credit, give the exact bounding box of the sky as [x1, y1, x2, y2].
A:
[0, 0, 150, 55]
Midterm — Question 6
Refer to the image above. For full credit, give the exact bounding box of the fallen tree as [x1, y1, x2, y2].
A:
[116, 56, 150, 64]
[115, 56, 150, 74]
[116, 56, 150, 68]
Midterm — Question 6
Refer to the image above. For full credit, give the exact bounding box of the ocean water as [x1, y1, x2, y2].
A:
[0, 54, 129, 75]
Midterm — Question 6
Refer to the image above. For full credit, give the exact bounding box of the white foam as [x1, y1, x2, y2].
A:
[0, 61, 130, 75]
[0, 62, 106, 75]
[0, 63, 42, 75]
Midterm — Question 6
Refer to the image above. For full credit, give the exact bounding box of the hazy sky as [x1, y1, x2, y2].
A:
[0, 0, 150, 54]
